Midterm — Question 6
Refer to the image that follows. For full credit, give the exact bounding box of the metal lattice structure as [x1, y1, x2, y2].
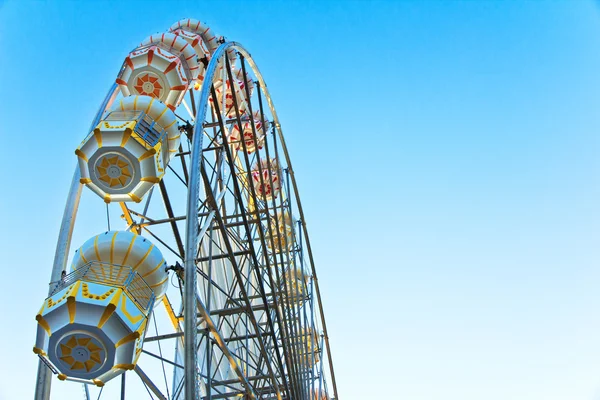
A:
[34, 19, 337, 400]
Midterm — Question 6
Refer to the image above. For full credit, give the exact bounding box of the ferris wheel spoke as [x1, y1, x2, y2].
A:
[187, 88, 197, 119]
[140, 349, 183, 370]
[180, 98, 196, 123]
[134, 365, 166, 400]
[142, 227, 184, 261]
[158, 181, 186, 258]
[175, 145, 190, 185]
[166, 165, 187, 187]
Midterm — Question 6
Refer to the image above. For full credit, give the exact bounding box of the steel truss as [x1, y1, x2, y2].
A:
[34, 41, 337, 400]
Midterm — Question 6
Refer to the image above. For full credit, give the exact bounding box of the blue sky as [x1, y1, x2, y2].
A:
[0, 1, 599, 399]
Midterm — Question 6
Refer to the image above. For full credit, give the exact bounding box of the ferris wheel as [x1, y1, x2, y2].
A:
[33, 18, 338, 400]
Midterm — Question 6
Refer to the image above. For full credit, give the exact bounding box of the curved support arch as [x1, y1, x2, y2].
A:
[35, 83, 119, 400]
[184, 40, 255, 400]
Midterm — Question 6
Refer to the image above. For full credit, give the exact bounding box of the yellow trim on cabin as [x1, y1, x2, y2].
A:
[113, 363, 136, 370]
[145, 97, 155, 114]
[138, 148, 156, 161]
[115, 330, 140, 348]
[121, 234, 137, 266]
[110, 231, 118, 265]
[119, 295, 143, 324]
[81, 283, 116, 301]
[142, 258, 164, 278]
[155, 105, 169, 122]
[75, 149, 88, 162]
[36, 315, 51, 336]
[150, 275, 168, 289]
[140, 176, 160, 183]
[92, 379, 104, 387]
[67, 297, 76, 324]
[93, 129, 103, 147]
[33, 347, 47, 356]
[97, 291, 120, 329]
[121, 127, 132, 147]
[128, 192, 142, 203]
[133, 245, 154, 271]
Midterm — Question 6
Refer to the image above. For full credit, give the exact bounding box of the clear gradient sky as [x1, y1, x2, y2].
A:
[0, 1, 599, 399]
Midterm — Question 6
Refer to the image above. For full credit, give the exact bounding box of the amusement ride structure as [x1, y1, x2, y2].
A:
[33, 18, 337, 400]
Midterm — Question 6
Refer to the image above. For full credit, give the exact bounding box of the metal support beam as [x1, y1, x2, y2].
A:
[135, 365, 167, 400]
[159, 180, 186, 257]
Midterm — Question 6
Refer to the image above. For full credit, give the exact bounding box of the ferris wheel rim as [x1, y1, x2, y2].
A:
[184, 40, 338, 400]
